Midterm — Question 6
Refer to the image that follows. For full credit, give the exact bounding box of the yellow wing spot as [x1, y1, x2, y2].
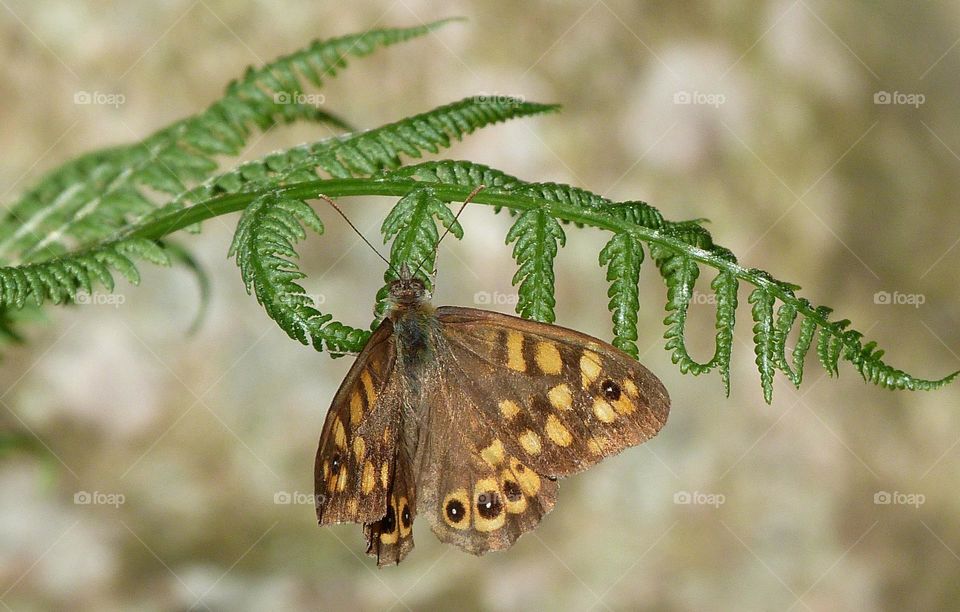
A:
[499, 399, 521, 420]
[333, 417, 347, 449]
[500, 469, 528, 514]
[592, 398, 617, 423]
[519, 430, 543, 456]
[623, 379, 639, 398]
[507, 330, 526, 372]
[346, 499, 358, 515]
[380, 463, 389, 488]
[481, 440, 506, 467]
[350, 391, 363, 426]
[442, 488, 472, 529]
[473, 478, 506, 532]
[383, 427, 392, 444]
[580, 351, 602, 387]
[509, 457, 541, 496]
[535, 341, 563, 375]
[587, 437, 605, 455]
[612, 394, 637, 415]
[545, 414, 573, 447]
[362, 461, 376, 494]
[548, 383, 573, 411]
[322, 460, 330, 480]
[360, 370, 376, 405]
[380, 530, 399, 544]
[353, 436, 366, 461]
[336, 469, 348, 493]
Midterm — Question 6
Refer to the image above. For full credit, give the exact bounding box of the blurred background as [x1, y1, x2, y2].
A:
[1, 1, 959, 609]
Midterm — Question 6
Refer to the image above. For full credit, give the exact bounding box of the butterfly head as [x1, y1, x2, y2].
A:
[387, 262, 432, 309]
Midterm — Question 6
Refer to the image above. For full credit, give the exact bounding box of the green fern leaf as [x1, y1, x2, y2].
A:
[230, 192, 368, 353]
[373, 188, 463, 323]
[506, 208, 565, 323]
[599, 232, 644, 357]
[0, 20, 456, 263]
[749, 287, 777, 403]
[709, 270, 739, 395]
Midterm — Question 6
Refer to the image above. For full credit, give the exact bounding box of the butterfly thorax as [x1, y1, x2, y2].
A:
[386, 270, 439, 380]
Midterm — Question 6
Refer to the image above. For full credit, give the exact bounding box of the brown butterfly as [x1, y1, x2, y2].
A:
[314, 260, 670, 566]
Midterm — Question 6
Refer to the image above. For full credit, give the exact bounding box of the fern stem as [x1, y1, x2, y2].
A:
[123, 177, 956, 389]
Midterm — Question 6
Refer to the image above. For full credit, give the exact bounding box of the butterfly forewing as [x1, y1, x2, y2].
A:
[314, 320, 400, 526]
[435, 306, 670, 478]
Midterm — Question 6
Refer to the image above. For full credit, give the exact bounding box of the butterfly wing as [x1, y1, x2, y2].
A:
[315, 319, 399, 524]
[414, 306, 669, 555]
[314, 319, 421, 565]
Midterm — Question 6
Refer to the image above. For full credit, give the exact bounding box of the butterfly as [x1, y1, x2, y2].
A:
[313, 262, 670, 566]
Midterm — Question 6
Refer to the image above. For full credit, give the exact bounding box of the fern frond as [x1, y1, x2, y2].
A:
[506, 208, 565, 323]
[373, 187, 463, 323]
[0, 20, 456, 263]
[0, 238, 169, 310]
[709, 271, 738, 395]
[599, 232, 643, 357]
[229, 192, 368, 353]
[157, 97, 557, 221]
[653, 250, 712, 375]
[749, 287, 777, 403]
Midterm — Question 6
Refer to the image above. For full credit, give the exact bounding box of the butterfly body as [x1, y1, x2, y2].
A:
[315, 269, 670, 565]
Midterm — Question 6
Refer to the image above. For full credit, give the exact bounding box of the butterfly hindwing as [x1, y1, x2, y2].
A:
[364, 446, 417, 565]
[315, 320, 400, 526]
[413, 374, 559, 555]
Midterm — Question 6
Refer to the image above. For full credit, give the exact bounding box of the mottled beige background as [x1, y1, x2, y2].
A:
[1, 1, 959, 610]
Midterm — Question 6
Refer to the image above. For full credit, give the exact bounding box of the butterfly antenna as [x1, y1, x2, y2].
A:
[413, 184, 485, 277]
[316, 194, 399, 276]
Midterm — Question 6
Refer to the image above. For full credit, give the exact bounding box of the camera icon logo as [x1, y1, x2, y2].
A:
[873, 91, 892, 105]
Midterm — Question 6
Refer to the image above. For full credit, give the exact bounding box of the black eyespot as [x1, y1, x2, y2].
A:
[382, 504, 397, 533]
[476, 491, 503, 519]
[504, 481, 523, 502]
[547, 475, 558, 482]
[445, 499, 466, 523]
[601, 379, 621, 401]
[401, 504, 412, 529]
[330, 453, 342, 475]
